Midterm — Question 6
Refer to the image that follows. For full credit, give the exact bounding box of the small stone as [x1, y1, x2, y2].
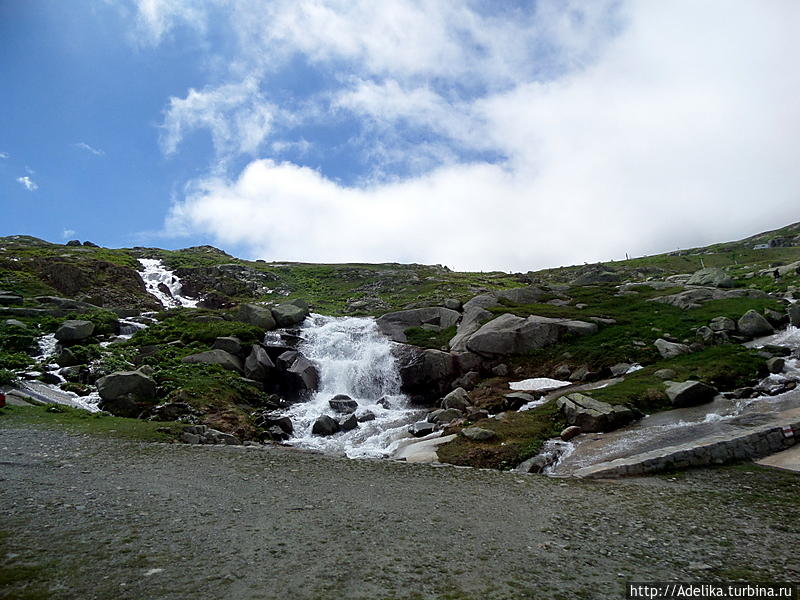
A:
[560, 426, 582, 441]
[462, 427, 497, 442]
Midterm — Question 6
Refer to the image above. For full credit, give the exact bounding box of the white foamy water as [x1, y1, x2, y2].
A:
[36, 333, 58, 360]
[137, 258, 198, 308]
[282, 314, 422, 458]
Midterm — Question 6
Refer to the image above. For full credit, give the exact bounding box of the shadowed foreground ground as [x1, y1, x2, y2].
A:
[1, 425, 798, 600]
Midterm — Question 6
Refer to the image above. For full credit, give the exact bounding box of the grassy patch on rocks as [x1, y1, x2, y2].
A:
[403, 325, 457, 350]
[436, 402, 566, 470]
[126, 308, 263, 346]
[0, 404, 180, 441]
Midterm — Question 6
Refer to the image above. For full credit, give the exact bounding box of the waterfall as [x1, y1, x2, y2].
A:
[282, 314, 423, 458]
[137, 258, 198, 308]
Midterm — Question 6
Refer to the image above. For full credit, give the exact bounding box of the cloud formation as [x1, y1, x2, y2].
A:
[74, 142, 105, 156]
[144, 1, 800, 271]
[0, 152, 8, 159]
[16, 176, 38, 191]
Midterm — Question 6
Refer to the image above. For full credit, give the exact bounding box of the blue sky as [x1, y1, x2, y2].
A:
[2, 1, 799, 271]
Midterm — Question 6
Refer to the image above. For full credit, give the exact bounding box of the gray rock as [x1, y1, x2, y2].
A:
[237, 303, 276, 330]
[283, 354, 319, 395]
[376, 307, 460, 342]
[377, 397, 394, 410]
[654, 338, 691, 359]
[709, 316, 737, 332]
[568, 365, 592, 382]
[56, 347, 80, 368]
[654, 368, 676, 380]
[696, 326, 715, 344]
[339, 414, 359, 432]
[441, 387, 470, 411]
[609, 363, 632, 377]
[395, 346, 457, 403]
[4, 318, 26, 327]
[0, 294, 23, 307]
[205, 429, 241, 445]
[329, 394, 358, 413]
[452, 370, 481, 390]
[665, 380, 718, 408]
[737, 310, 774, 338]
[686, 267, 734, 288]
[96, 370, 157, 417]
[54, 320, 95, 343]
[429, 408, 463, 425]
[560, 426, 582, 441]
[504, 392, 536, 411]
[212, 336, 243, 357]
[492, 363, 509, 377]
[652, 288, 768, 310]
[766, 357, 785, 374]
[409, 421, 437, 437]
[271, 303, 309, 327]
[150, 402, 196, 421]
[443, 298, 463, 311]
[244, 345, 276, 381]
[356, 411, 376, 423]
[288, 298, 310, 312]
[461, 427, 497, 442]
[181, 349, 243, 373]
[466, 313, 596, 356]
[312, 415, 340, 436]
[514, 454, 552, 474]
[556, 393, 636, 433]
[763, 309, 788, 327]
[789, 304, 800, 327]
[180, 432, 201, 444]
[253, 412, 294, 435]
[554, 364, 571, 378]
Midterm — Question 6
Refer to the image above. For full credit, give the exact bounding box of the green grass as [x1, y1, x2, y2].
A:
[403, 325, 457, 350]
[0, 404, 181, 441]
[127, 308, 263, 346]
[436, 401, 566, 470]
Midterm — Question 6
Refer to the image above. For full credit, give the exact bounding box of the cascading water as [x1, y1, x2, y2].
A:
[137, 258, 198, 308]
[282, 314, 423, 458]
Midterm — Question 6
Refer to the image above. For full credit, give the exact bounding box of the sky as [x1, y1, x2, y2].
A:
[1, 0, 799, 272]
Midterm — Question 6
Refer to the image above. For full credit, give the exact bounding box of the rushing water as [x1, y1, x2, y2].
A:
[282, 314, 423, 458]
[137, 258, 198, 308]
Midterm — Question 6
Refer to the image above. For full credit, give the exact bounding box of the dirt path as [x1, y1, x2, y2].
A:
[1, 425, 798, 600]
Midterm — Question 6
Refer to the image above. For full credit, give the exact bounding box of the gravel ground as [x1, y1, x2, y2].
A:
[1, 425, 799, 600]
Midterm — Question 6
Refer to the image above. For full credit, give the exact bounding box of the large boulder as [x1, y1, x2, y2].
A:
[789, 304, 800, 327]
[277, 351, 319, 398]
[329, 394, 358, 413]
[395, 346, 457, 404]
[665, 381, 717, 408]
[181, 349, 243, 373]
[709, 316, 737, 332]
[54, 320, 95, 343]
[96, 370, 157, 417]
[237, 303, 276, 330]
[466, 314, 597, 356]
[271, 302, 309, 327]
[312, 415, 340, 436]
[244, 345, 276, 381]
[441, 387, 470, 411]
[556, 393, 637, 433]
[212, 336, 243, 357]
[376, 307, 460, 342]
[737, 310, 774, 338]
[686, 268, 734, 288]
[654, 338, 691, 359]
[651, 288, 768, 310]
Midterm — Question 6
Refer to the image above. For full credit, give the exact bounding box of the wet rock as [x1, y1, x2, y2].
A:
[763, 308, 788, 327]
[38, 372, 62, 385]
[441, 387, 470, 411]
[665, 380, 718, 408]
[211, 336, 243, 357]
[329, 394, 358, 413]
[504, 392, 536, 411]
[461, 427, 497, 441]
[556, 393, 636, 433]
[737, 310, 774, 339]
[271, 302, 309, 328]
[181, 349, 243, 373]
[761, 344, 792, 357]
[96, 370, 157, 417]
[788, 303, 800, 327]
[276, 351, 319, 398]
[766, 357, 785, 374]
[560, 426, 582, 441]
[312, 415, 340, 436]
[377, 397, 393, 410]
[55, 319, 95, 343]
[356, 411, 376, 423]
[409, 421, 437, 437]
[514, 454, 551, 474]
[339, 414, 359, 432]
[244, 345, 276, 381]
[237, 303, 276, 331]
[252, 411, 294, 435]
[56, 347, 80, 368]
[654, 338, 691, 359]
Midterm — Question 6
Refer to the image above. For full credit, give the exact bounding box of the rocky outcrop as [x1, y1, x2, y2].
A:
[376, 307, 460, 343]
[737, 310, 774, 338]
[665, 381, 718, 408]
[181, 349, 244, 373]
[789, 304, 800, 327]
[394, 345, 457, 404]
[654, 338, 691, 359]
[97, 370, 157, 417]
[244, 345, 276, 381]
[212, 336, 243, 357]
[651, 288, 768, 310]
[465, 314, 597, 356]
[556, 393, 637, 433]
[237, 303, 276, 331]
[271, 302, 309, 328]
[441, 387, 470, 411]
[276, 351, 319, 399]
[54, 320, 95, 343]
[686, 268, 734, 288]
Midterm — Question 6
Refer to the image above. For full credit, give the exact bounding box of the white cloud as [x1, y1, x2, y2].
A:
[16, 176, 38, 192]
[132, 0, 208, 44]
[74, 142, 105, 156]
[162, 1, 800, 271]
[161, 77, 275, 160]
[62, 229, 76, 239]
[0, 152, 8, 159]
